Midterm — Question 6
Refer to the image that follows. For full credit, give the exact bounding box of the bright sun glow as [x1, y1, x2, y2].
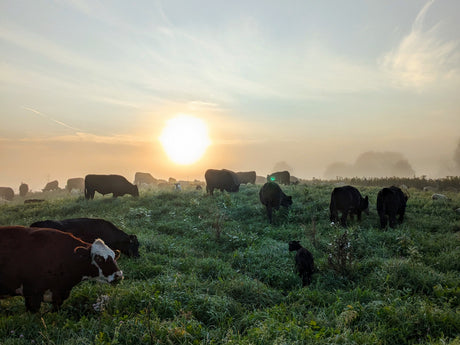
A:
[159, 115, 211, 165]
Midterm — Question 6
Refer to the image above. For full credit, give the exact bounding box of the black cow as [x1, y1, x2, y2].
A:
[204, 169, 240, 196]
[85, 174, 139, 200]
[31, 218, 140, 257]
[377, 186, 408, 229]
[288, 241, 315, 287]
[267, 171, 290, 185]
[259, 182, 292, 223]
[329, 185, 369, 226]
[19, 183, 29, 197]
[236, 171, 256, 184]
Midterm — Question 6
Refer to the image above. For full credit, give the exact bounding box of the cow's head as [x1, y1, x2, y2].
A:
[288, 240, 302, 252]
[88, 239, 123, 283]
[122, 234, 140, 257]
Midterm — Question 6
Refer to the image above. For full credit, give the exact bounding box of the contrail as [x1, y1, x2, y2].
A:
[22, 106, 84, 132]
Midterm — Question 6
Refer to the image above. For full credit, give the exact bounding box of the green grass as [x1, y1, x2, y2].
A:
[1, 183, 459, 344]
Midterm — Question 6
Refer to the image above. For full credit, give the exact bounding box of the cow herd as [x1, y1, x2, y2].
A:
[1, 168, 412, 312]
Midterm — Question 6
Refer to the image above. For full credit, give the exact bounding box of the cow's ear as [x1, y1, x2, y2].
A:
[114, 249, 121, 261]
[74, 246, 89, 259]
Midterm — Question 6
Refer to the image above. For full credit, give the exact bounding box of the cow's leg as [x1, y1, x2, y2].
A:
[51, 289, 70, 312]
[357, 210, 362, 221]
[340, 210, 348, 227]
[389, 211, 397, 228]
[24, 294, 41, 313]
[266, 206, 273, 224]
[330, 206, 338, 223]
[379, 213, 387, 228]
[398, 205, 406, 224]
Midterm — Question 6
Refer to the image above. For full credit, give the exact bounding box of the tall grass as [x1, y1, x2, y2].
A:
[0, 183, 459, 344]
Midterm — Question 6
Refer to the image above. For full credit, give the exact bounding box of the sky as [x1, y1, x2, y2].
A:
[1, 0, 460, 192]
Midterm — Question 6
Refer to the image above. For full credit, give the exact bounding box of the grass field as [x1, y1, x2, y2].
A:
[0, 183, 459, 344]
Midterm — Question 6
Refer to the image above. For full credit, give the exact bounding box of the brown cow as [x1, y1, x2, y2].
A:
[42, 180, 59, 192]
[0, 226, 123, 312]
[66, 178, 84, 192]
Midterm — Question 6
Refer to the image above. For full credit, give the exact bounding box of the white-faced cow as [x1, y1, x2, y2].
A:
[0, 226, 123, 312]
[30, 218, 140, 257]
[259, 182, 292, 224]
[204, 169, 240, 196]
[377, 186, 408, 229]
[330, 185, 369, 227]
[85, 174, 139, 200]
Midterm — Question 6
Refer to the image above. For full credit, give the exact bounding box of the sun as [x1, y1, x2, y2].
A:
[159, 115, 211, 165]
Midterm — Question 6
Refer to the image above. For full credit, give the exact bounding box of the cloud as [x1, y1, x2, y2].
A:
[380, 0, 460, 90]
[22, 107, 84, 132]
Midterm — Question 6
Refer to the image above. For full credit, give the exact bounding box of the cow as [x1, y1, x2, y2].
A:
[329, 185, 369, 227]
[0, 226, 123, 312]
[134, 172, 156, 186]
[42, 180, 59, 192]
[204, 169, 240, 196]
[66, 177, 84, 192]
[288, 241, 315, 287]
[84, 174, 139, 200]
[377, 186, 408, 229]
[0, 187, 14, 201]
[236, 171, 256, 184]
[267, 171, 290, 185]
[259, 182, 292, 223]
[30, 218, 140, 258]
[19, 183, 29, 197]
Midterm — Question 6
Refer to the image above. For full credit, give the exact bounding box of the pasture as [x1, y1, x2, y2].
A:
[0, 183, 459, 344]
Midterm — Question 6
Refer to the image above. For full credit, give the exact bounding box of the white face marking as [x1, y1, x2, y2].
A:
[43, 289, 53, 302]
[15, 284, 23, 295]
[91, 239, 115, 260]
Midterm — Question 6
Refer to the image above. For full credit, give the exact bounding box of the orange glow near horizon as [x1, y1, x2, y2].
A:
[159, 115, 211, 165]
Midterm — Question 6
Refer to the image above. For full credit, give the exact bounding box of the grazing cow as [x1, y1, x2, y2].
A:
[134, 172, 156, 186]
[0, 226, 123, 312]
[259, 182, 292, 223]
[377, 186, 408, 229]
[42, 180, 59, 192]
[267, 171, 290, 185]
[84, 174, 139, 200]
[19, 183, 29, 197]
[30, 218, 140, 257]
[432, 193, 449, 201]
[236, 171, 257, 184]
[204, 169, 240, 196]
[66, 177, 84, 192]
[329, 185, 369, 227]
[288, 241, 315, 287]
[0, 187, 14, 201]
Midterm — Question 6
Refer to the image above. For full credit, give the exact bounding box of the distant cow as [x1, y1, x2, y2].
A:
[84, 174, 139, 200]
[259, 182, 292, 223]
[204, 169, 240, 196]
[19, 183, 29, 197]
[42, 180, 59, 192]
[0, 187, 14, 201]
[134, 172, 156, 186]
[0, 226, 123, 312]
[329, 185, 369, 227]
[236, 171, 256, 184]
[377, 186, 408, 229]
[66, 178, 84, 192]
[30, 218, 140, 257]
[288, 241, 315, 287]
[267, 171, 290, 185]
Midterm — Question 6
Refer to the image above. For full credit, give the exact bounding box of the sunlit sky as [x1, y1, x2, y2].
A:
[1, 0, 460, 191]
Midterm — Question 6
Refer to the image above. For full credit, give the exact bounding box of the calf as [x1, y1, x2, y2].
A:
[0, 226, 123, 312]
[377, 186, 408, 228]
[259, 182, 292, 223]
[329, 185, 369, 227]
[30, 218, 140, 257]
[288, 241, 314, 287]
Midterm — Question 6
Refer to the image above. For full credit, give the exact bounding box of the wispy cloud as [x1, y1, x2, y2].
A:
[22, 106, 84, 132]
[380, 0, 460, 89]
